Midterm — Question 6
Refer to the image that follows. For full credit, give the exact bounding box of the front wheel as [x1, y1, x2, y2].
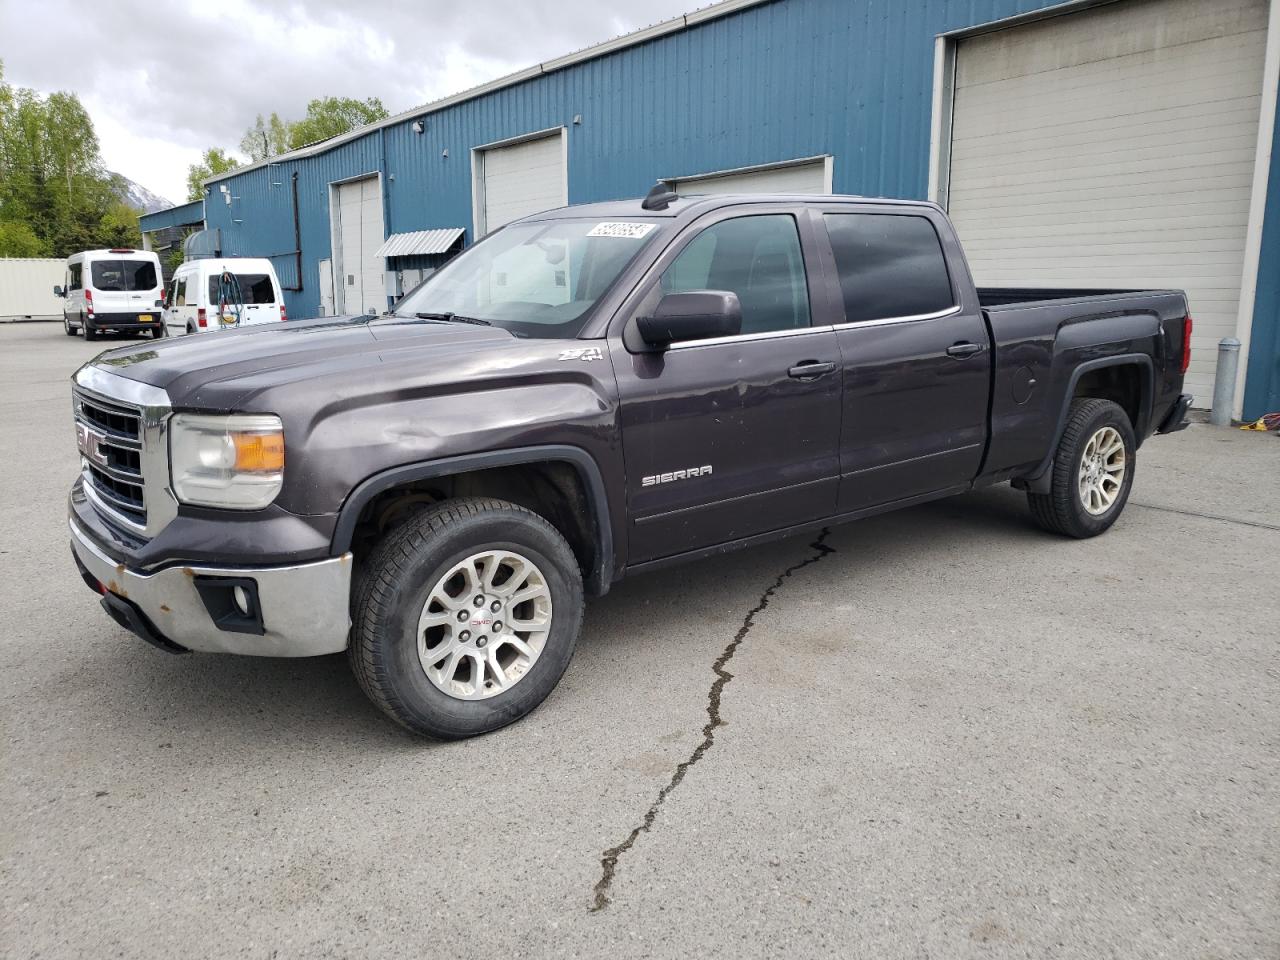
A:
[63, 315, 76, 336]
[1027, 398, 1135, 538]
[349, 497, 584, 739]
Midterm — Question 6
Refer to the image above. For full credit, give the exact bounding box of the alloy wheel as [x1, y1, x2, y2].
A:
[416, 550, 553, 700]
[1078, 425, 1126, 515]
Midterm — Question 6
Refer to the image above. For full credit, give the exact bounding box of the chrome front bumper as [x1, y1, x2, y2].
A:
[70, 518, 353, 657]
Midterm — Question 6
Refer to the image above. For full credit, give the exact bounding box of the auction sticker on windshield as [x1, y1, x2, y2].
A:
[587, 222, 657, 239]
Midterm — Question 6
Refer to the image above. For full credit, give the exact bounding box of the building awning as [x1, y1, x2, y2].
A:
[376, 228, 465, 258]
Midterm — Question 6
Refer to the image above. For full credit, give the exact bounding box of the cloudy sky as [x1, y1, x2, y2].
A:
[0, 0, 696, 204]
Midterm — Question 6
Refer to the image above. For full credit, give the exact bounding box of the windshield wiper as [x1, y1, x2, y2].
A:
[412, 311, 491, 326]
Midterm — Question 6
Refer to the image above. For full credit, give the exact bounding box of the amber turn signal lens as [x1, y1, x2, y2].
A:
[231, 432, 285, 472]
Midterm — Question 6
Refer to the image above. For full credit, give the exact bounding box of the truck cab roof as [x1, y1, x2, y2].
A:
[519, 192, 941, 225]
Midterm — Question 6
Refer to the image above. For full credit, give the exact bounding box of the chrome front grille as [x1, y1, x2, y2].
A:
[75, 390, 147, 527]
[71, 366, 176, 539]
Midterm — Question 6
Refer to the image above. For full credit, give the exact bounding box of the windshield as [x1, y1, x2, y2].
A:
[393, 218, 660, 338]
[91, 259, 158, 292]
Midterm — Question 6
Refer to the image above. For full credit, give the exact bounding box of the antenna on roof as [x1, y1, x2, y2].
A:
[641, 181, 678, 211]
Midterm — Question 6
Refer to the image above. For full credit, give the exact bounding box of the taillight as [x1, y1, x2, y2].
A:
[84, 289, 93, 316]
[1181, 315, 1193, 375]
[280, 304, 287, 322]
[197, 308, 207, 329]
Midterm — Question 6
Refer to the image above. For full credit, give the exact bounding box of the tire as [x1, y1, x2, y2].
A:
[81, 316, 97, 341]
[1028, 398, 1136, 539]
[186, 324, 197, 337]
[149, 324, 165, 339]
[349, 497, 584, 739]
[63, 315, 76, 336]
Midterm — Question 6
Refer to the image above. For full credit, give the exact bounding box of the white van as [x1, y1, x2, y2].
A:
[163, 258, 287, 336]
[56, 249, 165, 340]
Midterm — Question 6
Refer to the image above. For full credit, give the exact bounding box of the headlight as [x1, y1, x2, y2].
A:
[170, 413, 284, 509]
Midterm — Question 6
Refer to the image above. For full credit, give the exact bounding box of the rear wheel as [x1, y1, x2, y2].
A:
[81, 316, 97, 341]
[1027, 398, 1135, 538]
[349, 497, 584, 739]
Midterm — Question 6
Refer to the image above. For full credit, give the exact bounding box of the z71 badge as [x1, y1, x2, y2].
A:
[559, 347, 604, 362]
[642, 465, 713, 487]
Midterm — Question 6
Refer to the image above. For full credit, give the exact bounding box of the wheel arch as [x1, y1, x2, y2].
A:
[1018, 354, 1153, 493]
[332, 445, 614, 596]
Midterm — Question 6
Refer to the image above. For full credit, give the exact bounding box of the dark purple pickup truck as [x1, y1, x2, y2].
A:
[68, 189, 1193, 737]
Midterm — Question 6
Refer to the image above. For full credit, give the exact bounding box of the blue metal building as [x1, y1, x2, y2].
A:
[142, 0, 1280, 419]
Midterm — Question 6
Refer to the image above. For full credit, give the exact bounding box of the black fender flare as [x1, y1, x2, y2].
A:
[331, 444, 615, 595]
[1020, 354, 1154, 492]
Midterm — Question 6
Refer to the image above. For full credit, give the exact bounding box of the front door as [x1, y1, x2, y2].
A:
[818, 208, 991, 511]
[612, 210, 843, 563]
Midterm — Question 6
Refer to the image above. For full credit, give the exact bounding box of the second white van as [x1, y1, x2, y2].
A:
[163, 258, 287, 336]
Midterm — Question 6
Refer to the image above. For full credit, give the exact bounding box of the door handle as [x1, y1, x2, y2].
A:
[946, 342, 984, 359]
[788, 360, 837, 380]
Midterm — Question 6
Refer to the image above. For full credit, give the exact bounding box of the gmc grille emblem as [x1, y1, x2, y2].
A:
[76, 423, 110, 467]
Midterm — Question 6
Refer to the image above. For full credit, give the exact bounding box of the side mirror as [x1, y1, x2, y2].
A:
[636, 290, 742, 348]
[53, 285, 64, 297]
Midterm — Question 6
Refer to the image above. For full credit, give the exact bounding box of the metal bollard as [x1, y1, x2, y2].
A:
[1210, 338, 1241, 427]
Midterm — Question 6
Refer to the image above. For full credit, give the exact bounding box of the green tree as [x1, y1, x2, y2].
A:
[99, 199, 143, 248]
[186, 147, 239, 201]
[0, 220, 50, 256]
[0, 60, 135, 257]
[287, 96, 389, 149]
[240, 111, 290, 162]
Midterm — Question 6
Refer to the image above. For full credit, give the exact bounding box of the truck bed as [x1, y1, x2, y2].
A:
[975, 285, 1191, 485]
[979, 287, 1164, 308]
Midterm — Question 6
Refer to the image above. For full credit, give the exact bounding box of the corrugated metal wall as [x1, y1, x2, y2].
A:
[199, 0, 1279, 417]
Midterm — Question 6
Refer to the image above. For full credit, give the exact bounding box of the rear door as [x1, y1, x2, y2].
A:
[611, 207, 843, 563]
[816, 206, 991, 511]
[229, 269, 280, 326]
[89, 257, 160, 321]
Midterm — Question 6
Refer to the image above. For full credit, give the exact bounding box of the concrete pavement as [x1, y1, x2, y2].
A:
[1, 322, 1276, 959]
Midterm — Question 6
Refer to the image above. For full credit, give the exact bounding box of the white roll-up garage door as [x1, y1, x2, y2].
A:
[946, 0, 1269, 405]
[334, 176, 386, 316]
[476, 132, 567, 236]
[669, 157, 832, 195]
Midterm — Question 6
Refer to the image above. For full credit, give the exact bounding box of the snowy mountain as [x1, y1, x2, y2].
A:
[110, 174, 174, 213]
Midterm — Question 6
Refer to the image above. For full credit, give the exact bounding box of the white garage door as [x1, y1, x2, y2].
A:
[334, 176, 386, 316]
[669, 158, 831, 195]
[477, 133, 566, 236]
[947, 0, 1268, 405]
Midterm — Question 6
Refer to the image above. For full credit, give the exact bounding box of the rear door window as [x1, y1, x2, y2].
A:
[90, 259, 158, 292]
[208, 273, 276, 304]
[823, 214, 955, 323]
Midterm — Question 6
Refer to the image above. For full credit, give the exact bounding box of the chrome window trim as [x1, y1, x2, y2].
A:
[72, 364, 178, 539]
[831, 304, 962, 330]
[665, 304, 963, 349]
[667, 325, 832, 350]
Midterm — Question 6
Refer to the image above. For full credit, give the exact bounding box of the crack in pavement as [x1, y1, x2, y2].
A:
[589, 529, 836, 913]
[1130, 501, 1280, 532]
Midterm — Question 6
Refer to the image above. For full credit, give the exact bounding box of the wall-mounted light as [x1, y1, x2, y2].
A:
[573, 114, 583, 125]
[412, 119, 425, 134]
[441, 148, 449, 158]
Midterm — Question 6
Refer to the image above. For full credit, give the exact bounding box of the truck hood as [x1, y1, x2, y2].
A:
[89, 314, 520, 408]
